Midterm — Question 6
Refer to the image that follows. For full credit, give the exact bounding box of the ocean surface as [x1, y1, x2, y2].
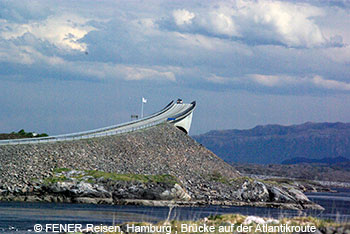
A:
[0, 188, 349, 233]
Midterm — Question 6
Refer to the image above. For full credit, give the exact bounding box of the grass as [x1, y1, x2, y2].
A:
[207, 172, 255, 185]
[53, 168, 71, 173]
[43, 175, 69, 184]
[86, 170, 178, 184]
[47, 168, 178, 185]
[208, 171, 231, 184]
[229, 176, 255, 185]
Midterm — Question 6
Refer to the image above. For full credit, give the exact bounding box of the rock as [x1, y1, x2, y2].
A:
[50, 182, 72, 193]
[73, 197, 98, 204]
[0, 189, 7, 195]
[43, 196, 53, 203]
[283, 185, 311, 204]
[267, 186, 295, 203]
[75, 182, 100, 197]
[238, 180, 269, 202]
[5, 169, 193, 206]
[72, 197, 113, 204]
[160, 183, 191, 201]
[0, 123, 239, 196]
[96, 185, 112, 198]
[0, 121, 322, 210]
[160, 190, 171, 199]
[25, 196, 42, 202]
[243, 216, 266, 225]
[173, 184, 191, 201]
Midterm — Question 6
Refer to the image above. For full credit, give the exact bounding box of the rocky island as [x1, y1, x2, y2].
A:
[0, 123, 322, 210]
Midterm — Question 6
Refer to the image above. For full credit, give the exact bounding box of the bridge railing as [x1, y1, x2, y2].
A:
[0, 119, 166, 145]
[0, 100, 196, 146]
[0, 101, 176, 146]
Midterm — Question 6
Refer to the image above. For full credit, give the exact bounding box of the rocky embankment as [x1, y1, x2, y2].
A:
[247, 175, 338, 192]
[0, 123, 321, 209]
[0, 168, 322, 210]
[1, 169, 191, 205]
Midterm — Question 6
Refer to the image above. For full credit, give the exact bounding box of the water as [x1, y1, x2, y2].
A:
[305, 188, 350, 222]
[0, 189, 349, 233]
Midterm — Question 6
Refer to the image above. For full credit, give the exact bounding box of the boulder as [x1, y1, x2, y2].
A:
[267, 186, 295, 203]
[238, 180, 269, 202]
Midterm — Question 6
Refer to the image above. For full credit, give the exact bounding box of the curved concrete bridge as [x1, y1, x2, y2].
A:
[0, 100, 196, 145]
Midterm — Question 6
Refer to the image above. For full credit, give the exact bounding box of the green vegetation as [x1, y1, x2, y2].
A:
[86, 170, 177, 184]
[47, 168, 178, 185]
[53, 168, 71, 173]
[207, 173, 263, 187]
[43, 174, 69, 184]
[229, 176, 254, 184]
[208, 171, 231, 185]
[0, 129, 48, 140]
[17, 129, 49, 138]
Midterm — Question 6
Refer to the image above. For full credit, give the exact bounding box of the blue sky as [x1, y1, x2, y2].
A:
[1, 0, 350, 135]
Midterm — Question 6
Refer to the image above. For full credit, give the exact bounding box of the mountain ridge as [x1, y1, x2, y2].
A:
[281, 156, 350, 165]
[193, 122, 350, 164]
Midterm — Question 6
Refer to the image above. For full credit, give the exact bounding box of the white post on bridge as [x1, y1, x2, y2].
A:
[141, 97, 147, 118]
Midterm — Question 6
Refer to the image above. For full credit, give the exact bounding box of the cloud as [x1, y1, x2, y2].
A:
[205, 73, 350, 93]
[205, 74, 232, 84]
[1, 13, 95, 52]
[249, 74, 300, 87]
[173, 9, 195, 26]
[0, 0, 349, 95]
[1, 0, 350, 136]
[324, 46, 350, 64]
[0, 1, 53, 23]
[167, 0, 330, 48]
[0, 47, 177, 82]
[0, 41, 33, 65]
[205, 10, 238, 37]
[312, 75, 350, 91]
[122, 66, 176, 81]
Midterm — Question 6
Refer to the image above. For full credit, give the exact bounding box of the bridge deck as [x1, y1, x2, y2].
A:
[0, 100, 196, 145]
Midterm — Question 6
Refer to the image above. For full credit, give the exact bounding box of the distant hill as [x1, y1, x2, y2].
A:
[193, 122, 350, 164]
[281, 156, 350, 165]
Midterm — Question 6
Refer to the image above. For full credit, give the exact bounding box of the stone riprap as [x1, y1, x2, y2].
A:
[0, 124, 237, 198]
[0, 123, 321, 209]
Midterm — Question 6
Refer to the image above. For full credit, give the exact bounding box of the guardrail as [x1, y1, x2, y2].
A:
[0, 119, 166, 145]
[0, 100, 196, 146]
[168, 101, 196, 124]
[0, 101, 177, 146]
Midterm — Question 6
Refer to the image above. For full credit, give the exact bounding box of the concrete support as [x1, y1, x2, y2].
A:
[174, 112, 194, 134]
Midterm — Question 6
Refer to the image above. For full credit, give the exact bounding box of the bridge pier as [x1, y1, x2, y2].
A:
[174, 111, 194, 134]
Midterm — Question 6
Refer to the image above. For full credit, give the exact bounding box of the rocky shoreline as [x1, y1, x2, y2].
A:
[248, 174, 348, 192]
[0, 124, 323, 210]
[0, 168, 323, 210]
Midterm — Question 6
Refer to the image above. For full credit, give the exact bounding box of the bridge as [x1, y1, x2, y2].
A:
[0, 100, 196, 145]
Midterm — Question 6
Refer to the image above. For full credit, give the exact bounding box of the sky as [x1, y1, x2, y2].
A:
[1, 0, 350, 135]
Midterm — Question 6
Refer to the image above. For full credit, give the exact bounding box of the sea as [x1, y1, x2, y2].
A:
[0, 188, 349, 233]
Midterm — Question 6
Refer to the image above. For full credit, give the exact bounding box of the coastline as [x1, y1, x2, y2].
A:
[1, 188, 349, 233]
[247, 174, 350, 190]
[0, 196, 324, 211]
